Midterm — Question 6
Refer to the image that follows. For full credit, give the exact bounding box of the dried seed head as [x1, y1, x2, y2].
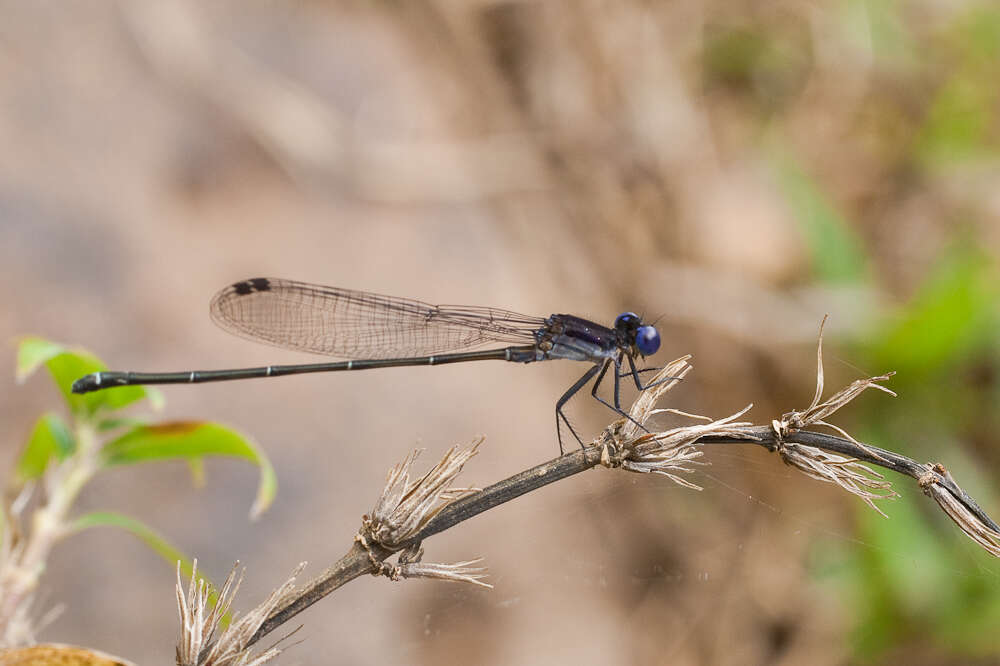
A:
[778, 444, 899, 516]
[396, 559, 493, 588]
[597, 357, 755, 489]
[358, 442, 492, 588]
[176, 560, 304, 666]
[366, 439, 482, 549]
[619, 405, 755, 489]
[619, 356, 693, 440]
[775, 316, 896, 461]
[769, 317, 899, 512]
[392, 546, 493, 588]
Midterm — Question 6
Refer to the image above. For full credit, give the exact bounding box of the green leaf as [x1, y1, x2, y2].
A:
[70, 510, 198, 583]
[773, 153, 868, 284]
[71, 512, 230, 625]
[916, 76, 994, 165]
[914, 8, 1000, 167]
[16, 337, 66, 383]
[871, 247, 996, 375]
[100, 422, 276, 519]
[17, 413, 76, 481]
[15, 337, 151, 416]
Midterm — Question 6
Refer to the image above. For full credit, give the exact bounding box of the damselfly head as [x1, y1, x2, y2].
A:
[614, 312, 660, 356]
[614, 312, 640, 330]
[635, 326, 660, 356]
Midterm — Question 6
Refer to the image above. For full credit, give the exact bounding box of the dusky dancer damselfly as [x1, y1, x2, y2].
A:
[72, 277, 664, 450]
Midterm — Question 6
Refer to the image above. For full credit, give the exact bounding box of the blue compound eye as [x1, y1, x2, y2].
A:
[615, 312, 640, 329]
[635, 326, 660, 356]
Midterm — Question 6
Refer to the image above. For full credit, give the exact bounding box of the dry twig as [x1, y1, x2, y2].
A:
[218, 336, 999, 654]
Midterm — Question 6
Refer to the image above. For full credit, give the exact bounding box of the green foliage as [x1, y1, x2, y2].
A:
[12, 336, 277, 569]
[70, 511, 195, 580]
[916, 77, 995, 165]
[702, 23, 811, 111]
[820, 487, 1000, 660]
[17, 413, 75, 482]
[815, 244, 1000, 660]
[102, 422, 276, 518]
[915, 7, 1000, 166]
[68, 512, 226, 619]
[787, 7, 1000, 654]
[773, 151, 868, 284]
[870, 245, 998, 379]
[16, 337, 153, 416]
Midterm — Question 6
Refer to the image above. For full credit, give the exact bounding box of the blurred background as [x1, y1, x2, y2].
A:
[3, 1, 1000, 663]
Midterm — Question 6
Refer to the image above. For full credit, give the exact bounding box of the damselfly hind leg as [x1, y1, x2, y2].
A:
[555, 363, 603, 453]
[554, 359, 653, 453]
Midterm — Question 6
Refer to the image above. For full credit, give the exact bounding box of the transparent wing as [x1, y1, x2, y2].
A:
[209, 278, 546, 359]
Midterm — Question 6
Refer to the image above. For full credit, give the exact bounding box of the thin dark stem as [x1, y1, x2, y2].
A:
[417, 447, 600, 540]
[703, 427, 999, 533]
[416, 427, 998, 539]
[248, 540, 386, 645]
[244, 424, 1000, 650]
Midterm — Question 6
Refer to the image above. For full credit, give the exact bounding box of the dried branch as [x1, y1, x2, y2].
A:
[920, 464, 1000, 557]
[234, 341, 999, 653]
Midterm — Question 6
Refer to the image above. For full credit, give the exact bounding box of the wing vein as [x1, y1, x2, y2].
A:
[209, 278, 545, 359]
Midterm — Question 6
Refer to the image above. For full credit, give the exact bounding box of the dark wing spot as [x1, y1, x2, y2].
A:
[232, 278, 271, 295]
[233, 281, 254, 295]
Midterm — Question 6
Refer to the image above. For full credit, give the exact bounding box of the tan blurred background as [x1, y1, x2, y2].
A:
[3, 1, 1000, 664]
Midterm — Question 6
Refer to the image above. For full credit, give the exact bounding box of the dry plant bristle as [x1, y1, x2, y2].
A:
[921, 465, 1000, 557]
[778, 445, 899, 516]
[768, 317, 899, 512]
[777, 316, 896, 461]
[599, 340, 902, 516]
[599, 358, 755, 490]
[394, 545, 493, 588]
[176, 560, 304, 666]
[367, 439, 482, 549]
[359, 441, 492, 588]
